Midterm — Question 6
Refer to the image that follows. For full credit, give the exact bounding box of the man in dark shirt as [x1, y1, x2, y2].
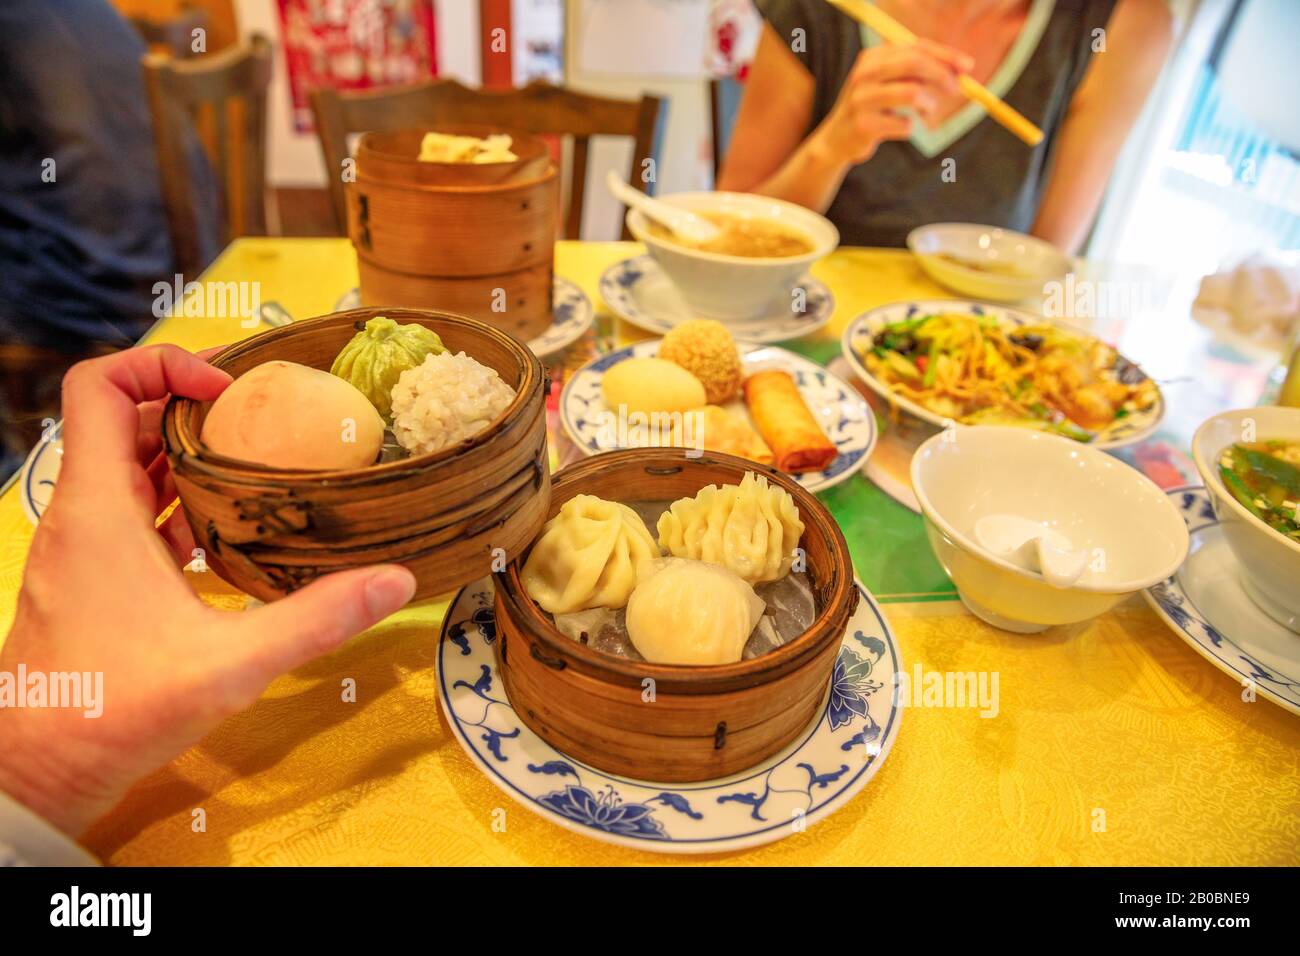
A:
[0, 0, 219, 352]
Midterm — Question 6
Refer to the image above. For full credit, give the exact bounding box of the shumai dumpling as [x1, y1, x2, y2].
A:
[626, 558, 764, 665]
[521, 495, 659, 615]
[657, 472, 804, 584]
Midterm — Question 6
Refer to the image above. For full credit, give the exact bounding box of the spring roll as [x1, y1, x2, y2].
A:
[743, 370, 837, 473]
[668, 405, 774, 465]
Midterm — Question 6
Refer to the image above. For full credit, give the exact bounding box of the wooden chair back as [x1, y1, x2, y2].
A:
[129, 6, 209, 60]
[310, 78, 663, 240]
[143, 33, 272, 277]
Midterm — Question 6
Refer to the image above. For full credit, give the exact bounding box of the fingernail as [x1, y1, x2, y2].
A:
[365, 567, 417, 618]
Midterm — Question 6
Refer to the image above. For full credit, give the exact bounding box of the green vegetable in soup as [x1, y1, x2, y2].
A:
[1219, 442, 1300, 541]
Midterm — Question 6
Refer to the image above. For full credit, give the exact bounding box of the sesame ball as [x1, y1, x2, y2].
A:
[658, 320, 743, 404]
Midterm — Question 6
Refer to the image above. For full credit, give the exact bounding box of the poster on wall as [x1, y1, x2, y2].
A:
[276, 0, 439, 132]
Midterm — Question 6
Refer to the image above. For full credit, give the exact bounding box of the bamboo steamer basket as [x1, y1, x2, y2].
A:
[348, 126, 558, 344]
[493, 450, 859, 782]
[162, 307, 550, 604]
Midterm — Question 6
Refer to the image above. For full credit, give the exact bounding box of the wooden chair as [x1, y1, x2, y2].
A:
[309, 78, 664, 240]
[129, 6, 209, 60]
[143, 33, 272, 278]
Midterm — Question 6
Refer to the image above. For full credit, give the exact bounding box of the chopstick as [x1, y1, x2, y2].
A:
[826, 0, 1045, 147]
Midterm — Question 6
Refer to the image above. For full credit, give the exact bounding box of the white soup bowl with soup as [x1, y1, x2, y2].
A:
[626, 191, 838, 322]
[1192, 406, 1300, 633]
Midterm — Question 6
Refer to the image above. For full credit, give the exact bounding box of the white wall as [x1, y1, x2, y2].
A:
[562, 1, 712, 239]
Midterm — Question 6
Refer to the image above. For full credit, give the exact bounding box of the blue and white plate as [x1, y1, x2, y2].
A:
[334, 276, 594, 357]
[437, 577, 902, 854]
[18, 423, 62, 526]
[600, 255, 834, 343]
[1143, 486, 1300, 716]
[842, 299, 1165, 450]
[560, 340, 875, 494]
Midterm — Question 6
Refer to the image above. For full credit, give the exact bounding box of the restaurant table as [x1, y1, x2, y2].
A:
[0, 238, 1296, 866]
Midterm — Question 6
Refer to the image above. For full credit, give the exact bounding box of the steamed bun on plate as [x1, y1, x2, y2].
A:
[521, 495, 660, 614]
[601, 357, 706, 415]
[626, 557, 765, 665]
[200, 360, 385, 470]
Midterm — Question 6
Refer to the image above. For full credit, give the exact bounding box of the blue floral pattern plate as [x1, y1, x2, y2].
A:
[334, 276, 593, 357]
[1143, 486, 1300, 716]
[437, 577, 902, 853]
[842, 299, 1165, 450]
[559, 340, 876, 494]
[599, 255, 834, 343]
[18, 423, 62, 526]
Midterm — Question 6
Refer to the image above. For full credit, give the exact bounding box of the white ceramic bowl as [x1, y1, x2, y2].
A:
[907, 223, 1068, 303]
[1191, 406, 1300, 632]
[626, 191, 838, 321]
[911, 427, 1189, 633]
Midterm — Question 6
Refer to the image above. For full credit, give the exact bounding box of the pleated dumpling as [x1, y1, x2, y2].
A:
[521, 495, 660, 614]
[657, 472, 804, 584]
[626, 558, 764, 665]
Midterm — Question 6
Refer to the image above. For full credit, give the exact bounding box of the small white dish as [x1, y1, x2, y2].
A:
[626, 190, 838, 321]
[842, 299, 1165, 450]
[561, 340, 875, 494]
[911, 426, 1189, 633]
[18, 424, 62, 526]
[1145, 486, 1300, 716]
[437, 576, 902, 853]
[334, 276, 594, 357]
[1191, 406, 1300, 632]
[600, 255, 834, 344]
[907, 223, 1068, 303]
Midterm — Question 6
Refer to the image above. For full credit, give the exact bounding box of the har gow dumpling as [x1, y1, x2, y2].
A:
[626, 558, 765, 665]
[657, 472, 804, 585]
[521, 495, 659, 614]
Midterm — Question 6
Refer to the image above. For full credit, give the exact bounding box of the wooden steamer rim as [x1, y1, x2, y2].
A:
[494, 449, 859, 695]
[164, 307, 546, 482]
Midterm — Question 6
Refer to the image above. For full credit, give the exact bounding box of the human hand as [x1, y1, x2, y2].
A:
[0, 345, 416, 838]
[812, 41, 974, 165]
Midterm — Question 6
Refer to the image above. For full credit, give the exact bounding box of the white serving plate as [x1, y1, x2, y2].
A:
[18, 424, 62, 526]
[841, 299, 1165, 450]
[437, 576, 902, 853]
[599, 255, 834, 344]
[560, 339, 875, 494]
[1144, 486, 1300, 716]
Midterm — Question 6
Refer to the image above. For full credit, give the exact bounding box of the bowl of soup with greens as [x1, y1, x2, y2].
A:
[626, 191, 838, 321]
[1193, 406, 1300, 633]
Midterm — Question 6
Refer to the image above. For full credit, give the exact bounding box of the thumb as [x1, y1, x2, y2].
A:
[231, 565, 417, 680]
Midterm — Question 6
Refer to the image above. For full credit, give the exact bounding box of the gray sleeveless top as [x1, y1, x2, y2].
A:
[754, 0, 1117, 247]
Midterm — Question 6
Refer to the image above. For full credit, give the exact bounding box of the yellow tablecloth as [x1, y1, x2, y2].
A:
[1, 239, 1296, 865]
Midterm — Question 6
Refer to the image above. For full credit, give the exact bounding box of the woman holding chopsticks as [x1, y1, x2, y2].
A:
[718, 0, 1172, 254]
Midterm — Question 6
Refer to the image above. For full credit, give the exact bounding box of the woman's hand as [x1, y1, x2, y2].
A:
[811, 40, 973, 165]
[0, 345, 416, 839]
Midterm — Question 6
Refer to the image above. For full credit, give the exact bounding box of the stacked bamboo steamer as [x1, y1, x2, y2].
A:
[347, 126, 559, 343]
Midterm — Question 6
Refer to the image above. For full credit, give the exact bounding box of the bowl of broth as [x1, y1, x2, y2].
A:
[1192, 406, 1300, 633]
[626, 191, 837, 321]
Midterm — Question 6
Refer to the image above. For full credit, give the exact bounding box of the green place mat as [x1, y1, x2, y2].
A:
[816, 474, 956, 604]
[786, 337, 957, 603]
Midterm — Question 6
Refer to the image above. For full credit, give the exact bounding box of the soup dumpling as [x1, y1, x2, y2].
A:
[657, 472, 804, 584]
[626, 558, 764, 665]
[521, 495, 659, 614]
